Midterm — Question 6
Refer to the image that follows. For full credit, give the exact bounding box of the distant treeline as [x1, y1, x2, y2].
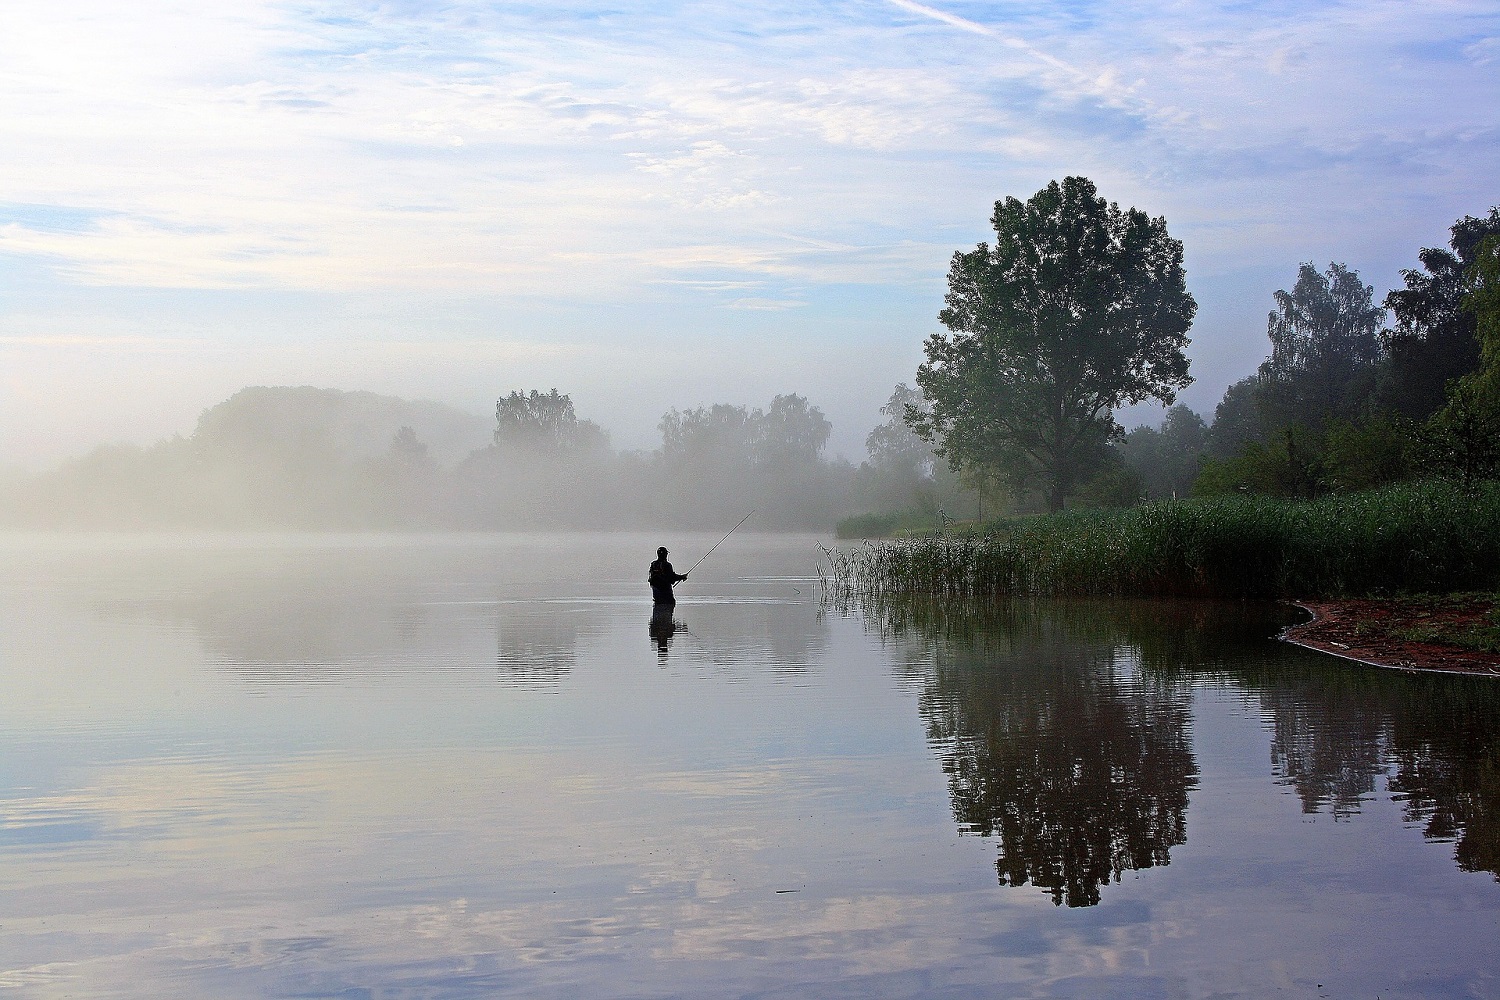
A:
[0, 385, 967, 531]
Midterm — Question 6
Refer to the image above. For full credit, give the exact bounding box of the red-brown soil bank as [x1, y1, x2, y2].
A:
[1283, 596, 1500, 677]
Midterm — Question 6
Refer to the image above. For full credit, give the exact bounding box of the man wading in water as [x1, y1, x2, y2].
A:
[648, 546, 688, 606]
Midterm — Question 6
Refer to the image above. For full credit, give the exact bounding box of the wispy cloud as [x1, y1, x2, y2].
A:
[0, 0, 1497, 462]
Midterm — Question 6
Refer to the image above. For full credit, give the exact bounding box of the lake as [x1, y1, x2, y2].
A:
[3, 532, 1498, 998]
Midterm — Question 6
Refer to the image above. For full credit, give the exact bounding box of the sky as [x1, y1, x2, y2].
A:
[2, 0, 1497, 469]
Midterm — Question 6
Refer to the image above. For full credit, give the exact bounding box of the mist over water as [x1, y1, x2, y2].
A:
[4, 532, 1500, 998]
[0, 386, 879, 531]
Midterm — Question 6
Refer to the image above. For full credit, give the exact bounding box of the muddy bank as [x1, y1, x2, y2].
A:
[1282, 597, 1500, 678]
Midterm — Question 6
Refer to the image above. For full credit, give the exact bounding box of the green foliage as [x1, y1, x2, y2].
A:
[1207, 376, 1265, 459]
[1119, 404, 1208, 499]
[850, 383, 970, 520]
[1071, 455, 1144, 508]
[1467, 236, 1500, 379]
[914, 176, 1196, 512]
[1193, 426, 1324, 498]
[824, 481, 1500, 600]
[1199, 416, 1421, 498]
[1322, 415, 1419, 492]
[1197, 263, 1388, 500]
[1380, 208, 1500, 419]
[654, 394, 846, 529]
[868, 383, 934, 478]
[1411, 235, 1500, 490]
[1256, 262, 1384, 432]
[1198, 227, 1500, 502]
[758, 393, 833, 468]
[1423, 382, 1500, 488]
[835, 510, 941, 539]
[659, 393, 830, 471]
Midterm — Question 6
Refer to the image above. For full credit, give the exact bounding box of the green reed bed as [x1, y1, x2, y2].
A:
[822, 480, 1500, 600]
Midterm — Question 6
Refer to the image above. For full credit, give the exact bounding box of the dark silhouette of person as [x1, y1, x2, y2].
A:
[649, 604, 677, 660]
[648, 546, 687, 605]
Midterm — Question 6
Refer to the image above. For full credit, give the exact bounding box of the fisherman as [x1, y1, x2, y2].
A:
[648, 546, 688, 605]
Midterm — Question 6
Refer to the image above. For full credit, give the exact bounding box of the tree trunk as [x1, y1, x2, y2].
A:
[1046, 471, 1069, 512]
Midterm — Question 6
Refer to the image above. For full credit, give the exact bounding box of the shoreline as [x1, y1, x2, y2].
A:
[1281, 599, 1500, 678]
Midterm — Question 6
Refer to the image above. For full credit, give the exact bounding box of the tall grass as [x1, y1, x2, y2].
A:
[822, 480, 1500, 600]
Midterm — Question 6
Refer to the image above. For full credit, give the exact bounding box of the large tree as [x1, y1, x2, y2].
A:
[656, 394, 843, 529]
[1379, 208, 1500, 419]
[494, 389, 608, 453]
[913, 176, 1196, 511]
[1255, 262, 1384, 431]
[1207, 375, 1265, 459]
[1423, 236, 1500, 487]
[1460, 235, 1500, 399]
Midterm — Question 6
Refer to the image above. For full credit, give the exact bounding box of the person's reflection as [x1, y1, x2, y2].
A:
[649, 605, 678, 661]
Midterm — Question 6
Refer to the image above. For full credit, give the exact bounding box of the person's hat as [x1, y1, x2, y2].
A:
[657, 546, 668, 556]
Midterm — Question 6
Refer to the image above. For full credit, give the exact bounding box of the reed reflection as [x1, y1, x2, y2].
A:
[868, 598, 1199, 907]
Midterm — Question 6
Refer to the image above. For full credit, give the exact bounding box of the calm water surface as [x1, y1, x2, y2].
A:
[2, 532, 1498, 998]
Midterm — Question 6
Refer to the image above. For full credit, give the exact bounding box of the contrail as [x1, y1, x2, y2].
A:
[885, 0, 1074, 73]
[885, 0, 1152, 112]
[886, 0, 996, 37]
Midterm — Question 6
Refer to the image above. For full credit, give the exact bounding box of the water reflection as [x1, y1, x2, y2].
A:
[495, 605, 600, 686]
[867, 599, 1198, 906]
[867, 595, 1500, 890]
[648, 606, 678, 661]
[1222, 657, 1500, 879]
[8, 535, 1500, 996]
[654, 599, 827, 674]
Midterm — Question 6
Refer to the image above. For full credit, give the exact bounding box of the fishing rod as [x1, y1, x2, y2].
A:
[683, 509, 754, 578]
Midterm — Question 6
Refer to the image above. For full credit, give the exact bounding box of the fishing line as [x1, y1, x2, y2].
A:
[683, 509, 754, 578]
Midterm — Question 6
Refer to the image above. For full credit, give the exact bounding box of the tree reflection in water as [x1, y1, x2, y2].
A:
[1227, 657, 1500, 881]
[859, 593, 1500, 897]
[867, 598, 1200, 907]
[1389, 687, 1500, 880]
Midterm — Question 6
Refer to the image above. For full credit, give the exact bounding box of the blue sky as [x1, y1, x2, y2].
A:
[2, 0, 1497, 467]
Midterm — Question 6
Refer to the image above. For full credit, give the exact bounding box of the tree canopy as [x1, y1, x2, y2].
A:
[1461, 236, 1500, 396]
[650, 394, 845, 528]
[913, 176, 1196, 511]
[1380, 209, 1500, 419]
[659, 394, 830, 471]
[494, 389, 608, 453]
[1207, 376, 1264, 459]
[1422, 236, 1500, 486]
[1256, 262, 1384, 431]
[868, 383, 934, 481]
[1120, 404, 1209, 500]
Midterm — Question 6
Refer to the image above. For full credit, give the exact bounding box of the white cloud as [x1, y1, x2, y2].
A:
[1464, 36, 1500, 65]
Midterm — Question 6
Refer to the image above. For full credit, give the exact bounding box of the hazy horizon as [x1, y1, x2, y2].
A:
[4, 1, 1497, 471]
